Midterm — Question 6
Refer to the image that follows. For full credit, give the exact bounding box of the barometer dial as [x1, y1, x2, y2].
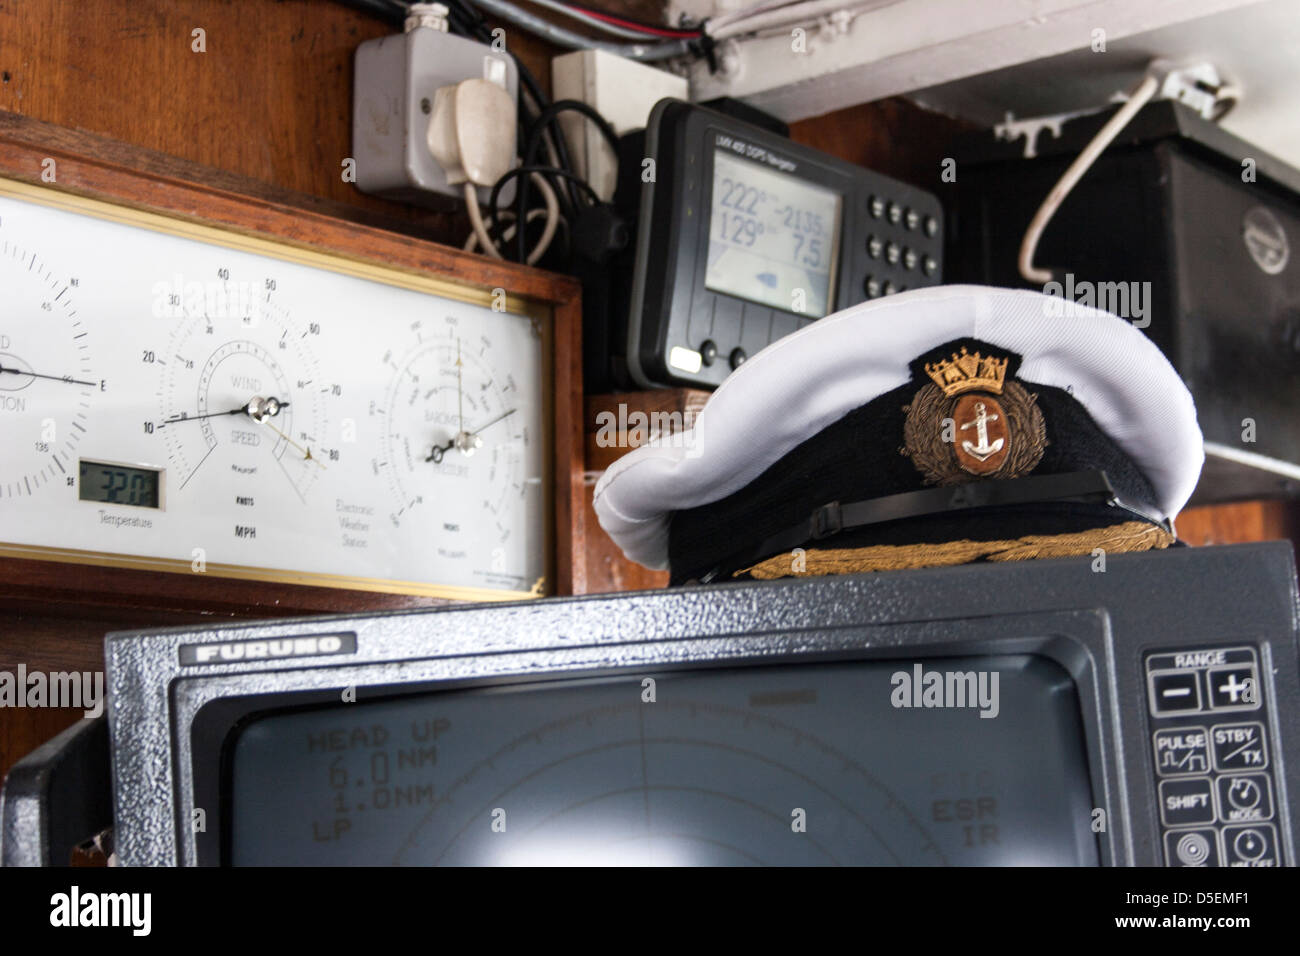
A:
[372, 314, 545, 592]
[0, 241, 98, 499]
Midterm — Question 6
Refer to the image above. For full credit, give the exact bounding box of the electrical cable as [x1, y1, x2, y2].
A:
[465, 206, 570, 255]
[487, 163, 601, 263]
[521, 84, 580, 216]
[706, 0, 795, 31]
[563, 2, 703, 38]
[490, 164, 602, 258]
[524, 99, 621, 159]
[706, 0, 899, 40]
[525, 172, 561, 264]
[465, 182, 505, 259]
[707, 0, 899, 40]
[467, 172, 560, 264]
[490, 164, 602, 211]
[334, 0, 408, 27]
[462, 0, 695, 60]
[1017, 72, 1161, 285]
[515, 100, 620, 261]
[521, 0, 698, 40]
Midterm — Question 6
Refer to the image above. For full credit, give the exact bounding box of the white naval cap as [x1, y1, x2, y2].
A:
[593, 284, 1204, 572]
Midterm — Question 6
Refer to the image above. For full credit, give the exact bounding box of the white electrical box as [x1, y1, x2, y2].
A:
[551, 49, 688, 201]
[354, 25, 518, 207]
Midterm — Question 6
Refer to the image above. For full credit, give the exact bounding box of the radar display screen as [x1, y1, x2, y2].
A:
[228, 654, 1098, 865]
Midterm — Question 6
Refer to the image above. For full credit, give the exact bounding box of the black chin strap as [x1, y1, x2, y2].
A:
[697, 470, 1160, 583]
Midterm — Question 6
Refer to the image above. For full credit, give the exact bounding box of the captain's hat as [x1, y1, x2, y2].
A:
[593, 285, 1203, 585]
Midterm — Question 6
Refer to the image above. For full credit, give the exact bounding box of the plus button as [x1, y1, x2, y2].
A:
[1209, 666, 1260, 710]
[1220, 675, 1251, 702]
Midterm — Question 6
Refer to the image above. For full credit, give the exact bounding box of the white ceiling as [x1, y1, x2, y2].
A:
[910, 0, 1300, 168]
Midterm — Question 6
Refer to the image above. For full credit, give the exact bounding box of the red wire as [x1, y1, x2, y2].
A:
[567, 3, 702, 38]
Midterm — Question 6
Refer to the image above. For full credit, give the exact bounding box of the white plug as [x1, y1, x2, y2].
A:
[426, 78, 517, 189]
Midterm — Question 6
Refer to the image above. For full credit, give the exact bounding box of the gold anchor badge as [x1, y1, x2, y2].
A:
[902, 346, 1047, 484]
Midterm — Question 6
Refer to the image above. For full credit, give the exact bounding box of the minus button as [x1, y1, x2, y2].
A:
[1149, 670, 1203, 715]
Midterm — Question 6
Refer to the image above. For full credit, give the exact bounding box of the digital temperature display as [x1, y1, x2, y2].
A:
[705, 150, 842, 318]
[79, 459, 161, 509]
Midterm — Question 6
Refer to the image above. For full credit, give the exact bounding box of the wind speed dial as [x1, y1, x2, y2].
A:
[373, 315, 544, 592]
[0, 242, 99, 499]
[156, 279, 337, 504]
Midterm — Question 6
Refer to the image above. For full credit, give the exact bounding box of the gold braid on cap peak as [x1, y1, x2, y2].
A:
[736, 521, 1175, 580]
[923, 348, 1009, 397]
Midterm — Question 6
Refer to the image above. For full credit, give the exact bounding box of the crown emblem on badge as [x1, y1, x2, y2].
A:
[923, 348, 1009, 396]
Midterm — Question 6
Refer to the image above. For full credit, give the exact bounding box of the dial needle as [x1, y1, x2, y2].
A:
[157, 398, 290, 428]
[455, 338, 465, 436]
[259, 418, 325, 469]
[426, 408, 516, 463]
[0, 363, 96, 387]
[470, 407, 516, 435]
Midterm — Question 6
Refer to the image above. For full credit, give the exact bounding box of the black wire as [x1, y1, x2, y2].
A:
[486, 165, 600, 262]
[525, 99, 620, 156]
[489, 165, 601, 222]
[517, 100, 620, 261]
[334, 0, 407, 26]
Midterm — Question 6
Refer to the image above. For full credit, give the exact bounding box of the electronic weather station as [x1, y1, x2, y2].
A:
[0, 170, 582, 603]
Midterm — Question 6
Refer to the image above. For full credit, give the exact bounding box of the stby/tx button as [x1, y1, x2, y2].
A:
[1149, 670, 1202, 714]
[1212, 722, 1268, 772]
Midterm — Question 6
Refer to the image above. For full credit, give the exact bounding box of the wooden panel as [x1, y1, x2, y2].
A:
[582, 388, 708, 592]
[584, 388, 708, 473]
[789, 96, 977, 189]
[1176, 500, 1300, 548]
[0, 0, 479, 241]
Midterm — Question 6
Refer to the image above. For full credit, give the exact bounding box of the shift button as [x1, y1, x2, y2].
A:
[1158, 777, 1215, 827]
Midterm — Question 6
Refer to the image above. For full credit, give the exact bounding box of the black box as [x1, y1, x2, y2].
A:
[948, 101, 1300, 504]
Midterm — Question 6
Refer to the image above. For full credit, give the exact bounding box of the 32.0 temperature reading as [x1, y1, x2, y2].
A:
[78, 459, 161, 509]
